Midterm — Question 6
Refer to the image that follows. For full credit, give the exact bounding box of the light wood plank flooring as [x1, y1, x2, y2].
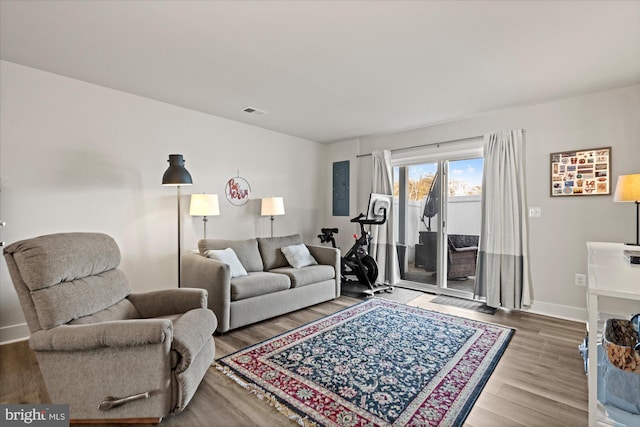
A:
[0, 294, 588, 426]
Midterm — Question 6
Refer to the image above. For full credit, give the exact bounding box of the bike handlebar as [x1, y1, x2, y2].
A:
[350, 210, 387, 225]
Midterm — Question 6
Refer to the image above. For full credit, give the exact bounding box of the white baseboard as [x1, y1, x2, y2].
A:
[0, 323, 29, 345]
[525, 300, 587, 323]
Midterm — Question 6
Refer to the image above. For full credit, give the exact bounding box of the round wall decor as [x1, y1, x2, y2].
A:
[225, 176, 251, 206]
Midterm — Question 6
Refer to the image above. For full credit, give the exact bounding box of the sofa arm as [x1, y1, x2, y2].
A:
[307, 244, 339, 266]
[182, 252, 231, 333]
[128, 288, 208, 318]
[307, 244, 341, 297]
[29, 319, 173, 352]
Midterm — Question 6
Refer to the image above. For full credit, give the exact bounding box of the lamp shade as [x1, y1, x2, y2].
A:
[614, 174, 640, 202]
[162, 154, 193, 186]
[189, 194, 220, 216]
[261, 197, 285, 216]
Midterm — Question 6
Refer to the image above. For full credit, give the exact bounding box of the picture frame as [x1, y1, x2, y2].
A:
[550, 147, 611, 197]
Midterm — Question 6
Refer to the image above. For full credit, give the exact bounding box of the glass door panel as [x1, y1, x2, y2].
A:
[443, 158, 483, 297]
[393, 162, 440, 291]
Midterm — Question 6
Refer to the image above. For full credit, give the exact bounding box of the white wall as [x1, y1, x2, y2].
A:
[0, 61, 326, 342]
[2, 61, 637, 341]
[446, 197, 481, 236]
[325, 84, 640, 321]
[322, 140, 363, 252]
[395, 197, 481, 258]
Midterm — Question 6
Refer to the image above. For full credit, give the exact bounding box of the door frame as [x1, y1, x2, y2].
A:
[391, 145, 483, 299]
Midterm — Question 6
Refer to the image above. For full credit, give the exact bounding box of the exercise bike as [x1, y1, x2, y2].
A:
[318, 194, 394, 296]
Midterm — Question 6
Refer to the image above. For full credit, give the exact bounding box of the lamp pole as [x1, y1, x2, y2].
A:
[634, 201, 639, 246]
[162, 154, 193, 287]
[176, 185, 182, 286]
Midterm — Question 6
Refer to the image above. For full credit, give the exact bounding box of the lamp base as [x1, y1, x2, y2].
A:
[624, 242, 640, 246]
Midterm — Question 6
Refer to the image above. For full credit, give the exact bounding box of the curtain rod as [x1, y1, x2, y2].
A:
[356, 135, 483, 158]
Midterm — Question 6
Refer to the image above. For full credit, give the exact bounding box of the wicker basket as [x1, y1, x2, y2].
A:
[603, 318, 640, 373]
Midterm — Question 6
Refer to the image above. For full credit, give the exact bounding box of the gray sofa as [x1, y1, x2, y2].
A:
[182, 234, 340, 333]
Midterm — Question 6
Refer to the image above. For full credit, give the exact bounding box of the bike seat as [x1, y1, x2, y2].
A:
[321, 228, 339, 234]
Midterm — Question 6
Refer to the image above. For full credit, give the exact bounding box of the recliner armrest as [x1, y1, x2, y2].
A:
[29, 319, 173, 352]
[171, 308, 217, 373]
[128, 288, 208, 318]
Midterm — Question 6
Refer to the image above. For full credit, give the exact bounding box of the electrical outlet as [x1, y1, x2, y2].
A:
[575, 273, 586, 287]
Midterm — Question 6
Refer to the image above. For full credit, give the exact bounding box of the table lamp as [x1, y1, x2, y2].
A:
[189, 194, 220, 239]
[261, 197, 285, 237]
[614, 173, 640, 246]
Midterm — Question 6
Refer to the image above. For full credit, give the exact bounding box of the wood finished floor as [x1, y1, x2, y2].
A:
[0, 294, 588, 426]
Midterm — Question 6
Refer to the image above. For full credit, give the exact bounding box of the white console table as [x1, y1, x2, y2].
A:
[587, 242, 640, 427]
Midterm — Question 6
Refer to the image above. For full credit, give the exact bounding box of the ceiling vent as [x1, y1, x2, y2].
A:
[242, 106, 268, 116]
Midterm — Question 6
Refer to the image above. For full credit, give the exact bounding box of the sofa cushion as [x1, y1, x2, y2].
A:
[198, 238, 263, 272]
[258, 234, 303, 271]
[204, 248, 248, 278]
[281, 244, 318, 269]
[269, 265, 335, 288]
[230, 272, 291, 301]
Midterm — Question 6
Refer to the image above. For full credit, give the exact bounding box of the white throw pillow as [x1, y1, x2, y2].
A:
[204, 248, 248, 278]
[281, 244, 318, 269]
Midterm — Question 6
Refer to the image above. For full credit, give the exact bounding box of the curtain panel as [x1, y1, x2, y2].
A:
[370, 150, 400, 285]
[475, 130, 532, 309]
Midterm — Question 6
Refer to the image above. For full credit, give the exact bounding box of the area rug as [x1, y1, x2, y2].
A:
[431, 295, 498, 315]
[217, 299, 513, 426]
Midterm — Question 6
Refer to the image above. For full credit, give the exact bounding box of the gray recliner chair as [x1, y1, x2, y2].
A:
[3, 232, 217, 422]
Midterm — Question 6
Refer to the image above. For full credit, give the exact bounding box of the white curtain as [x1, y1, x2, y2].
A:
[475, 130, 532, 309]
[370, 150, 400, 285]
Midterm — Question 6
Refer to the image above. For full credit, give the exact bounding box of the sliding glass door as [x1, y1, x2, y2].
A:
[393, 153, 483, 299]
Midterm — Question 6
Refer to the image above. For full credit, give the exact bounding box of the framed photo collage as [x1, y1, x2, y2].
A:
[550, 147, 611, 197]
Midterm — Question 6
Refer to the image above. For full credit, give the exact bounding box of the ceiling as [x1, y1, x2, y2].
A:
[1, 1, 639, 143]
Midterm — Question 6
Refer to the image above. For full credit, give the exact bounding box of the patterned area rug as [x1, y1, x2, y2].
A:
[217, 299, 513, 426]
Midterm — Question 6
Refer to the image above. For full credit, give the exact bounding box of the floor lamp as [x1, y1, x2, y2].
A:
[614, 173, 640, 246]
[162, 154, 193, 287]
[261, 197, 285, 237]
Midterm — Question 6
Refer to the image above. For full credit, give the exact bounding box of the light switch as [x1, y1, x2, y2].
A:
[528, 207, 542, 218]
